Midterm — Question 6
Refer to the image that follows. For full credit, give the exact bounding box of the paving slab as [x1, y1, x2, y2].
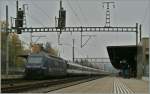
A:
[50, 77, 114, 93]
[120, 77, 149, 93]
[50, 76, 149, 94]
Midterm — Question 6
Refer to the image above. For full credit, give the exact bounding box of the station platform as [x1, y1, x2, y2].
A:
[50, 76, 149, 94]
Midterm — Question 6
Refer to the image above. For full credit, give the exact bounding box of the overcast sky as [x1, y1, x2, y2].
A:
[0, 0, 150, 60]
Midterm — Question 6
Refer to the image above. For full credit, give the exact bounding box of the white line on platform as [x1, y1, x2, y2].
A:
[113, 77, 134, 94]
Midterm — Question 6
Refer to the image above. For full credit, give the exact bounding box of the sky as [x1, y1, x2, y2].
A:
[0, 0, 150, 60]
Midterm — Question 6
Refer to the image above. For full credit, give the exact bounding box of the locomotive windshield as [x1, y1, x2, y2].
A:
[28, 56, 43, 64]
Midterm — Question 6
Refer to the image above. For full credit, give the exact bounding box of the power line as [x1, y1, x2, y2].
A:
[27, 9, 45, 27]
[102, 1, 115, 27]
[141, 1, 150, 25]
[22, 0, 45, 27]
[76, 0, 89, 26]
[30, 0, 51, 26]
[57, 41, 87, 58]
[66, 0, 82, 25]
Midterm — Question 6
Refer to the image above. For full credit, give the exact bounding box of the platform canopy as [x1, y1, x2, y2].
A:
[107, 45, 137, 70]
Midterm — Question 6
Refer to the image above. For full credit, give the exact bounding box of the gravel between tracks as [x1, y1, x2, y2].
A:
[1, 76, 102, 93]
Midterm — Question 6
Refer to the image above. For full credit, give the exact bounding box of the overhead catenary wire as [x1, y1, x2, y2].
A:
[30, 0, 51, 26]
[111, 1, 118, 46]
[76, 0, 89, 26]
[59, 43, 87, 58]
[66, 0, 82, 26]
[141, 1, 150, 25]
[27, 8, 45, 27]
[22, 0, 45, 27]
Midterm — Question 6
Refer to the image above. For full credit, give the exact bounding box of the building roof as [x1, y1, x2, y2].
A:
[107, 45, 137, 69]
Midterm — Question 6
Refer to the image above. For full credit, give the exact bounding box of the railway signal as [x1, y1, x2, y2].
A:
[58, 0, 66, 29]
[15, 8, 24, 28]
[15, 0, 26, 34]
[15, 8, 24, 34]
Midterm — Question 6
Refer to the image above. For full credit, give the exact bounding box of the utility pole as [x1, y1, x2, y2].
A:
[30, 32, 32, 53]
[56, 0, 66, 45]
[103, 2, 115, 27]
[72, 39, 75, 62]
[6, 5, 9, 76]
[139, 24, 142, 41]
[136, 23, 138, 46]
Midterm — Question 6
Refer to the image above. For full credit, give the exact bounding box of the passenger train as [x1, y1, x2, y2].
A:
[24, 52, 102, 79]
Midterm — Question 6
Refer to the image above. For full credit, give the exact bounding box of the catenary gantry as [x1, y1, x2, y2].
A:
[10, 26, 137, 32]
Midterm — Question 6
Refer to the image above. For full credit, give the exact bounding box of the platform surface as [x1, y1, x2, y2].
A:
[50, 76, 149, 94]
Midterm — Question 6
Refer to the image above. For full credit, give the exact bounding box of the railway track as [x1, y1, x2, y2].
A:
[1, 76, 102, 93]
[2, 78, 35, 85]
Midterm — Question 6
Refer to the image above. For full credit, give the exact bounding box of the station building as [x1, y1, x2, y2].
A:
[107, 45, 137, 78]
[107, 37, 149, 79]
[137, 37, 149, 79]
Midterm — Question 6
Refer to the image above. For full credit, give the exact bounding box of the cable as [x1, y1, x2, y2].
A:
[27, 8, 45, 27]
[5, 0, 9, 5]
[30, 0, 51, 25]
[141, 1, 150, 25]
[74, 47, 85, 56]
[76, 0, 89, 26]
[66, 0, 82, 25]
[21, 0, 45, 27]
[112, 2, 118, 46]
[113, 1, 118, 26]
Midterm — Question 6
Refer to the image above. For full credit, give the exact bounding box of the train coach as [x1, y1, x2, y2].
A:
[24, 52, 102, 79]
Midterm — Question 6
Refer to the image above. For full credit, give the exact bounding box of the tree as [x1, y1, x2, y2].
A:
[31, 42, 59, 56]
[1, 21, 25, 74]
[48, 47, 58, 56]
[0, 20, 8, 74]
[45, 42, 58, 56]
[9, 33, 25, 68]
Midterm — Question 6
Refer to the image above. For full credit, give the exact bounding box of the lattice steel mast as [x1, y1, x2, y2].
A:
[103, 2, 115, 27]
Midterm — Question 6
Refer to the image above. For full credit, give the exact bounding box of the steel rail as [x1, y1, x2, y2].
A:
[1, 76, 101, 93]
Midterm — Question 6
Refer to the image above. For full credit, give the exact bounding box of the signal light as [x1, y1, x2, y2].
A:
[58, 10, 66, 29]
[15, 8, 24, 34]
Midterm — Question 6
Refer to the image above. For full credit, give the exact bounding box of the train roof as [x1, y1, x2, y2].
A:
[29, 51, 64, 60]
[67, 61, 100, 71]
